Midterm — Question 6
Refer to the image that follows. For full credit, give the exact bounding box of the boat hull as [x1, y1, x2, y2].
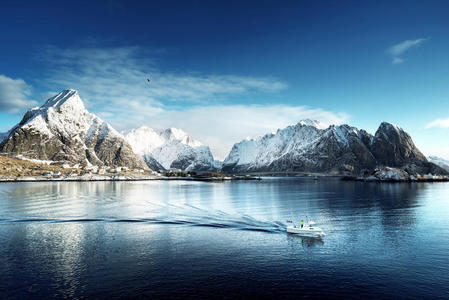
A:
[286, 226, 325, 236]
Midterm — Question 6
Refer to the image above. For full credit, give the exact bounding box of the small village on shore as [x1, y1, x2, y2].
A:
[1, 154, 448, 183]
[0, 154, 262, 182]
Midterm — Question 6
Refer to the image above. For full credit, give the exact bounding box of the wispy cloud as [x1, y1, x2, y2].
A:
[392, 57, 404, 65]
[34, 45, 347, 159]
[38, 45, 287, 109]
[425, 118, 449, 129]
[387, 38, 428, 64]
[0, 74, 37, 113]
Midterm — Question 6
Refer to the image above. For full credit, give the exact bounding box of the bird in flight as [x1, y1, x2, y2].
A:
[147, 78, 150, 83]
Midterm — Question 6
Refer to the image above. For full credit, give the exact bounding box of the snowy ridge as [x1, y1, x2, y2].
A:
[226, 123, 321, 167]
[223, 120, 364, 171]
[298, 119, 328, 129]
[126, 126, 216, 171]
[125, 126, 165, 155]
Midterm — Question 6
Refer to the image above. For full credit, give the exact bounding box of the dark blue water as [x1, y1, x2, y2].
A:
[1, 178, 449, 299]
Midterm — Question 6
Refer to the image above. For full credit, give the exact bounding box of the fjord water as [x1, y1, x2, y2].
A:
[1, 178, 448, 299]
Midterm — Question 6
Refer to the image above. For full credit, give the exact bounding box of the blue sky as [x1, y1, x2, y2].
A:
[1, 0, 449, 159]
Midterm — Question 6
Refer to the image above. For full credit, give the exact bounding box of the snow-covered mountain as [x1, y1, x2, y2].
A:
[3, 90, 443, 176]
[428, 156, 449, 172]
[126, 126, 216, 171]
[0, 89, 147, 169]
[223, 119, 444, 175]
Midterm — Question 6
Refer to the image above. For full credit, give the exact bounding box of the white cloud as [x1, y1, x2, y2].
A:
[38, 46, 287, 109]
[392, 57, 404, 65]
[387, 38, 428, 64]
[110, 104, 349, 160]
[36, 45, 347, 160]
[0, 74, 37, 113]
[388, 38, 427, 56]
[425, 118, 449, 129]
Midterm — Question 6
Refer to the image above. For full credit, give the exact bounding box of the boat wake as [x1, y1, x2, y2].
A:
[1, 203, 286, 234]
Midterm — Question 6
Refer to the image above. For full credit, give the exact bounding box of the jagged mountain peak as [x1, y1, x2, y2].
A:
[158, 127, 202, 147]
[371, 121, 426, 167]
[244, 120, 325, 144]
[297, 119, 328, 129]
[161, 127, 187, 138]
[376, 122, 403, 134]
[1, 90, 147, 169]
[43, 89, 82, 108]
[19, 89, 86, 127]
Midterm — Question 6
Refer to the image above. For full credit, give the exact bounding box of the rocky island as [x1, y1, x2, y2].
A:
[222, 120, 447, 182]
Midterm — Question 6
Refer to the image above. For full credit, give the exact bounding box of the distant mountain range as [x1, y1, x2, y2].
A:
[125, 126, 217, 171]
[0, 89, 446, 175]
[0, 90, 218, 172]
[222, 120, 445, 175]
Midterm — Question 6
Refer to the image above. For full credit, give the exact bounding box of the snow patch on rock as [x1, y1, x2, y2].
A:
[372, 167, 410, 181]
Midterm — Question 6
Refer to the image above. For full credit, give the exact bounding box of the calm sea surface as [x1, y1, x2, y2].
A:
[1, 177, 449, 299]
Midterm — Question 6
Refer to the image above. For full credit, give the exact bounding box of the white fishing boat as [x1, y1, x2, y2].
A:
[286, 220, 325, 236]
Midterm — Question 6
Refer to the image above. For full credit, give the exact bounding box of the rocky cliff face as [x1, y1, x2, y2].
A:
[371, 122, 426, 166]
[369, 122, 445, 175]
[126, 127, 216, 171]
[223, 120, 446, 175]
[0, 90, 147, 169]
